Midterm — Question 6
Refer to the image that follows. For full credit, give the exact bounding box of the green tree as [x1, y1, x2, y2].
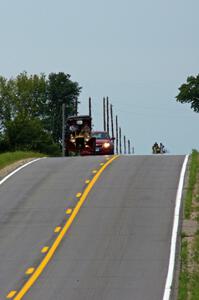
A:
[4, 115, 60, 155]
[0, 72, 47, 130]
[47, 72, 81, 142]
[0, 76, 16, 130]
[0, 71, 81, 154]
[176, 74, 199, 112]
[14, 72, 47, 118]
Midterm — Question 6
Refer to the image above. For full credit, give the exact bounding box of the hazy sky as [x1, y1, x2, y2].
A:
[0, 0, 198, 154]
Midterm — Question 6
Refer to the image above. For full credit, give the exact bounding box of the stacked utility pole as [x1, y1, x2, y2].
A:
[119, 127, 122, 154]
[110, 104, 114, 139]
[89, 97, 92, 118]
[115, 115, 118, 154]
[89, 97, 92, 129]
[124, 135, 126, 154]
[101, 96, 133, 156]
[62, 103, 66, 157]
[74, 97, 78, 116]
[128, 139, 131, 154]
[106, 97, 109, 134]
[103, 97, 106, 131]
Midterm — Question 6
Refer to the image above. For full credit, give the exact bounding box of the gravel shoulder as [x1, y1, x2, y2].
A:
[0, 158, 36, 180]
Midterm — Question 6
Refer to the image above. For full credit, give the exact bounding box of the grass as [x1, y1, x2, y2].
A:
[184, 150, 199, 219]
[190, 273, 199, 300]
[178, 150, 199, 300]
[193, 231, 199, 264]
[0, 151, 46, 170]
[178, 239, 189, 300]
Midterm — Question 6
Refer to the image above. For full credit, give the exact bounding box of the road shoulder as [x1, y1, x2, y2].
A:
[0, 158, 36, 180]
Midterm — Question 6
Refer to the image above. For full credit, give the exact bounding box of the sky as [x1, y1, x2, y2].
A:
[0, 0, 198, 154]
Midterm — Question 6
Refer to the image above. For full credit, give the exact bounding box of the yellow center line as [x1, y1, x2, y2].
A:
[54, 226, 61, 233]
[66, 208, 72, 215]
[76, 192, 82, 198]
[13, 155, 119, 300]
[7, 291, 17, 298]
[25, 268, 35, 275]
[41, 246, 49, 254]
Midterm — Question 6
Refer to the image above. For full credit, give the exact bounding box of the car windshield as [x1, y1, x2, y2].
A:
[92, 132, 110, 139]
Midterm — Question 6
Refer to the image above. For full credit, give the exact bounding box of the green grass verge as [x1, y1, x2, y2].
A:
[178, 239, 189, 300]
[184, 150, 199, 219]
[178, 150, 199, 300]
[193, 231, 199, 264]
[0, 151, 46, 170]
[189, 232, 199, 300]
[190, 273, 199, 300]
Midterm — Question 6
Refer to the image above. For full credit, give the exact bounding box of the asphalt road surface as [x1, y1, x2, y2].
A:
[0, 155, 185, 300]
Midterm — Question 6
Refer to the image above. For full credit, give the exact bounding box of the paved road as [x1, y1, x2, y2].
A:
[0, 155, 185, 300]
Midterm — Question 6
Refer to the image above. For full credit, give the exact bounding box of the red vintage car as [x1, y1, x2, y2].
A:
[92, 131, 114, 155]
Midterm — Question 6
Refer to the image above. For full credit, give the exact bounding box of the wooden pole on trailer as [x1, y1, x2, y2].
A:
[89, 97, 92, 129]
[74, 97, 78, 116]
[106, 97, 109, 134]
[119, 127, 122, 154]
[103, 97, 106, 131]
[116, 115, 118, 154]
[124, 135, 126, 154]
[110, 104, 114, 139]
[128, 139, 131, 154]
[62, 103, 66, 157]
[89, 97, 92, 118]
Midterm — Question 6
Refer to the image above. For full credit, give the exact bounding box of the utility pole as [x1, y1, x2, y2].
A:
[106, 97, 109, 134]
[124, 135, 126, 154]
[89, 97, 92, 118]
[103, 97, 106, 131]
[119, 127, 122, 154]
[128, 139, 131, 154]
[110, 104, 114, 139]
[89, 97, 92, 129]
[62, 103, 66, 157]
[132, 146, 134, 154]
[116, 115, 118, 154]
[74, 97, 78, 116]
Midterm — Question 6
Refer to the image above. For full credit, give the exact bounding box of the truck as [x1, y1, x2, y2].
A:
[65, 115, 96, 156]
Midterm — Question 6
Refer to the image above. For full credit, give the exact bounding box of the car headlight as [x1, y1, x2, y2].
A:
[103, 142, 111, 149]
[70, 138, 75, 143]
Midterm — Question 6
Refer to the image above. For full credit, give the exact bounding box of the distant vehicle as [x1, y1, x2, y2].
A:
[65, 115, 96, 156]
[92, 131, 114, 155]
[152, 142, 167, 154]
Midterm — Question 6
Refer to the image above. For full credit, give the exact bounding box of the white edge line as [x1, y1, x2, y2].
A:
[0, 158, 45, 186]
[162, 154, 189, 300]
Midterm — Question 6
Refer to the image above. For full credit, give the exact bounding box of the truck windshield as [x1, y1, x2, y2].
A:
[92, 132, 110, 139]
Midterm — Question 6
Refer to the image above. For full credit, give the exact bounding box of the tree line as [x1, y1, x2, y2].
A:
[0, 72, 81, 155]
[0, 71, 198, 155]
